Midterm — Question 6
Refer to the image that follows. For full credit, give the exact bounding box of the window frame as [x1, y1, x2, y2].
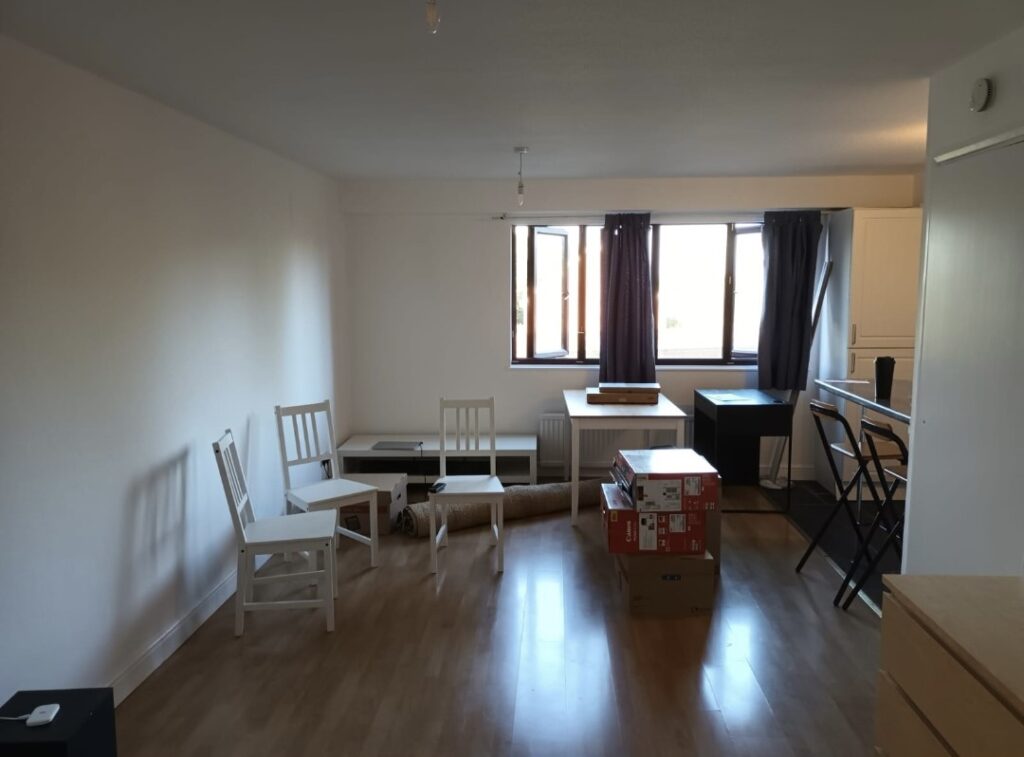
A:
[511, 222, 761, 367]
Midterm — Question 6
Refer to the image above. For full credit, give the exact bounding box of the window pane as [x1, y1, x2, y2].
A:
[657, 225, 727, 360]
[732, 230, 765, 355]
[514, 226, 528, 359]
[585, 226, 603, 360]
[534, 229, 568, 357]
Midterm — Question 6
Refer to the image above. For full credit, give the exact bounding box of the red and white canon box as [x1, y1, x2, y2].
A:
[601, 483, 706, 554]
[612, 448, 720, 513]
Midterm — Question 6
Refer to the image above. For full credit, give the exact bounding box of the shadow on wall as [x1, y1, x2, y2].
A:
[106, 446, 194, 684]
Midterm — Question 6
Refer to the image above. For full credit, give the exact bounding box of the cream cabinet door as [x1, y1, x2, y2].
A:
[849, 209, 922, 349]
[848, 348, 915, 380]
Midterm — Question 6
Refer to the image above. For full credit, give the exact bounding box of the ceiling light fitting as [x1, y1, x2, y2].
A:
[515, 146, 528, 207]
[426, 0, 440, 34]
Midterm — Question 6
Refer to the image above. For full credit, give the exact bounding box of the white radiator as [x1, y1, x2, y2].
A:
[538, 413, 568, 469]
[538, 413, 691, 477]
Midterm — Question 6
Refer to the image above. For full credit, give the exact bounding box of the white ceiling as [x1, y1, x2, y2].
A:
[3, 1, 1024, 179]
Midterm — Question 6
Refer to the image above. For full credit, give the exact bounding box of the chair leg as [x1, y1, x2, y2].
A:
[441, 502, 449, 547]
[235, 549, 246, 637]
[369, 495, 379, 568]
[490, 502, 497, 545]
[496, 497, 504, 573]
[429, 495, 439, 574]
[842, 521, 903, 610]
[795, 498, 845, 573]
[323, 541, 335, 632]
[246, 553, 255, 602]
[834, 503, 886, 606]
[332, 542, 339, 600]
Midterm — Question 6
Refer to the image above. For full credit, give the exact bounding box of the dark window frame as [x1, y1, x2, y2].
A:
[511, 222, 761, 366]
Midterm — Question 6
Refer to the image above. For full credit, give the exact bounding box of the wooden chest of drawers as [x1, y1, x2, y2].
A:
[876, 576, 1024, 756]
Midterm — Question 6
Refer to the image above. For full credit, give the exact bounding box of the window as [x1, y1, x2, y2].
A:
[511, 221, 763, 365]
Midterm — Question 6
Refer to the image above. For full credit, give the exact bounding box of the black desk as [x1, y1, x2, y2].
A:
[693, 389, 794, 509]
[0, 688, 116, 756]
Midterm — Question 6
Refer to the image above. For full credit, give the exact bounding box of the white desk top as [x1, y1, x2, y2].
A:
[338, 433, 537, 457]
[562, 389, 687, 419]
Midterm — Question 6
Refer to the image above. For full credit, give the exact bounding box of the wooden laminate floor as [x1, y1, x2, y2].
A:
[116, 510, 881, 757]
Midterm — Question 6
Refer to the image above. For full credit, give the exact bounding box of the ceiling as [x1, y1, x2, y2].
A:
[3, 1, 1024, 179]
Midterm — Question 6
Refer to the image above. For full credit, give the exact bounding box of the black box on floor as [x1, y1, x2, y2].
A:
[0, 688, 117, 756]
[614, 551, 716, 615]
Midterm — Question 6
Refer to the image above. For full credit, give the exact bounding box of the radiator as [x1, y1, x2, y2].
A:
[538, 413, 691, 476]
[538, 413, 568, 468]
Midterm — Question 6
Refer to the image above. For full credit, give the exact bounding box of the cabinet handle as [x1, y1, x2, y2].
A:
[849, 351, 856, 374]
[851, 323, 857, 345]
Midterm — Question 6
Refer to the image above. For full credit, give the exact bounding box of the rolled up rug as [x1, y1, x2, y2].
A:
[398, 478, 606, 538]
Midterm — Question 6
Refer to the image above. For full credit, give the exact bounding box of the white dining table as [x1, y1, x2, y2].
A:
[562, 389, 688, 525]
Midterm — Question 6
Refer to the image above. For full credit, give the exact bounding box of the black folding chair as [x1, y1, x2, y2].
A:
[836, 418, 909, 610]
[796, 401, 885, 592]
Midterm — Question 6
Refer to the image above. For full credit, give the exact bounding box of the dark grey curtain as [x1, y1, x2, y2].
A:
[758, 210, 823, 390]
[599, 213, 656, 383]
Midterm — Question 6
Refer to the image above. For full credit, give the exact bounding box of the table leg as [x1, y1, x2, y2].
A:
[675, 419, 686, 448]
[570, 420, 580, 526]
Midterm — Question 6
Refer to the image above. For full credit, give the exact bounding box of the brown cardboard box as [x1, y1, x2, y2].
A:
[335, 473, 408, 536]
[614, 551, 715, 615]
[337, 507, 389, 537]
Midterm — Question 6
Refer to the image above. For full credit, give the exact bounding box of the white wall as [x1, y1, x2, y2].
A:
[340, 175, 920, 478]
[0, 37, 350, 702]
[902, 25, 1024, 575]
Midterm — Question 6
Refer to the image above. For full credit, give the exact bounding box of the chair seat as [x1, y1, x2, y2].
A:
[244, 510, 337, 546]
[287, 477, 377, 510]
[830, 440, 903, 461]
[433, 474, 504, 497]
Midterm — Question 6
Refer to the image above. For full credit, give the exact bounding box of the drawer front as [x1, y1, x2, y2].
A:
[881, 596, 1024, 756]
[876, 671, 951, 757]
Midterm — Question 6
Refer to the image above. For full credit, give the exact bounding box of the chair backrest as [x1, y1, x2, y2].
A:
[808, 399, 878, 500]
[861, 417, 910, 482]
[808, 400, 859, 453]
[213, 429, 254, 545]
[439, 397, 496, 477]
[274, 399, 340, 490]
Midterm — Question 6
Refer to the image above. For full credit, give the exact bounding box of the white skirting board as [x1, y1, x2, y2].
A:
[108, 557, 265, 705]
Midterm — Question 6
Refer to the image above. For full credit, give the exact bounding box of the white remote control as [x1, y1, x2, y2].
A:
[26, 703, 60, 727]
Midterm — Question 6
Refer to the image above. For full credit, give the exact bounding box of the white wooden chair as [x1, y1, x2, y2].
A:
[275, 400, 379, 567]
[429, 398, 505, 574]
[213, 430, 337, 636]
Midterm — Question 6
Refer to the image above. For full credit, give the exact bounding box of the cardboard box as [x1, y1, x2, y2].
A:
[586, 387, 659, 405]
[614, 551, 715, 615]
[612, 448, 720, 512]
[601, 483, 705, 554]
[336, 472, 408, 536]
[337, 508, 389, 538]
